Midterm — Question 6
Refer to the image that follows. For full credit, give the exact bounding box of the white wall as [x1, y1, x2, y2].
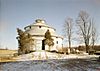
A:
[31, 36, 63, 51]
[25, 26, 56, 36]
[25, 24, 63, 51]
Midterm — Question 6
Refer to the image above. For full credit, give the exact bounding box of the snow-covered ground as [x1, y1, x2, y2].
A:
[0, 59, 100, 71]
[0, 51, 100, 71]
[13, 51, 99, 61]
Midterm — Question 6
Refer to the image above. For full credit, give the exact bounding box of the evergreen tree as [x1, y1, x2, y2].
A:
[44, 30, 54, 51]
[16, 28, 34, 55]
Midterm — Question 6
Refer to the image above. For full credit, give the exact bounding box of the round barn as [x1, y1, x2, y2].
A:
[24, 19, 63, 51]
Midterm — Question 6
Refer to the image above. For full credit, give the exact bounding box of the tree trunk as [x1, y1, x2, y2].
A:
[86, 45, 89, 53]
[68, 37, 71, 54]
[49, 46, 50, 51]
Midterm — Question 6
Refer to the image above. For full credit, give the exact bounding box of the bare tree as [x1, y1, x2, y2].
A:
[63, 18, 73, 54]
[90, 20, 97, 49]
[76, 11, 97, 53]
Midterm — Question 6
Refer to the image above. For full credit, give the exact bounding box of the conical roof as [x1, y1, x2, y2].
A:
[24, 19, 63, 38]
[24, 19, 56, 31]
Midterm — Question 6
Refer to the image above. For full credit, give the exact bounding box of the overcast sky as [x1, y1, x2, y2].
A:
[0, 0, 100, 49]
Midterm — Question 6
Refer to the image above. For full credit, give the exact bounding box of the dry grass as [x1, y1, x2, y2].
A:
[0, 49, 17, 55]
[0, 49, 18, 62]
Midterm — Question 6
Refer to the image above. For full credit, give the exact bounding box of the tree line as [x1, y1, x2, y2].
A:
[63, 11, 97, 53]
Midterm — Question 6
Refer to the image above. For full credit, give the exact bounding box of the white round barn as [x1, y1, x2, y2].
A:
[24, 19, 63, 51]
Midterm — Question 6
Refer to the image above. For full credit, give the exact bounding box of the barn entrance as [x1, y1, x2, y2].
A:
[42, 40, 45, 50]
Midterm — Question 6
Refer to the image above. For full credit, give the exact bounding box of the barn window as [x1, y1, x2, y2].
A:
[56, 41, 58, 44]
[56, 37, 58, 38]
[30, 26, 31, 29]
[39, 26, 41, 28]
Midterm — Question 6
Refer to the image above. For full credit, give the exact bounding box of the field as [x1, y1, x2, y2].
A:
[0, 49, 18, 62]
